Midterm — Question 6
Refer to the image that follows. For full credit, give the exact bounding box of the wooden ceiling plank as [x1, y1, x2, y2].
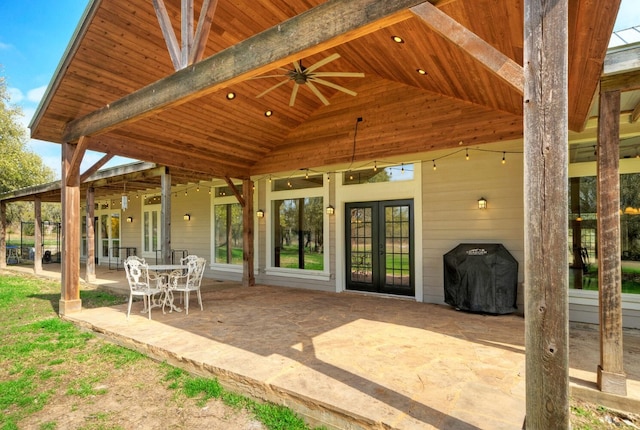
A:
[62, 0, 424, 143]
[152, 0, 183, 70]
[190, 0, 219, 64]
[80, 153, 115, 183]
[409, 1, 523, 96]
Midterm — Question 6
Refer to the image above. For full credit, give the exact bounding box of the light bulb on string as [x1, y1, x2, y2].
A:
[305, 170, 309, 179]
[373, 162, 378, 172]
[465, 149, 469, 161]
[432, 160, 437, 171]
[327, 173, 331, 183]
[401, 163, 405, 175]
[502, 152, 506, 165]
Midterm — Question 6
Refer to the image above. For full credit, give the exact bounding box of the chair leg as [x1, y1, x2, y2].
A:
[127, 294, 133, 319]
[147, 294, 152, 320]
[197, 289, 203, 311]
[184, 291, 190, 315]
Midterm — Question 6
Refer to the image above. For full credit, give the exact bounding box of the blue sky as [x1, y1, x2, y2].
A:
[1, 0, 640, 179]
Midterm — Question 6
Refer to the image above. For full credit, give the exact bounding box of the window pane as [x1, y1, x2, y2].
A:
[214, 203, 243, 264]
[568, 174, 640, 294]
[273, 197, 323, 270]
[144, 212, 150, 252]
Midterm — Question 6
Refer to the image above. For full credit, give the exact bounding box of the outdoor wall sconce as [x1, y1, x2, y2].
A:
[256, 209, 265, 218]
[478, 197, 487, 210]
[326, 205, 335, 215]
[183, 213, 191, 221]
[126, 216, 133, 223]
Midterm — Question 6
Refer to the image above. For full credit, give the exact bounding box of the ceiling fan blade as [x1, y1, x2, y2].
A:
[305, 53, 341, 73]
[293, 61, 302, 73]
[251, 74, 287, 79]
[289, 83, 300, 106]
[310, 78, 358, 97]
[305, 81, 330, 105]
[310, 71, 365, 78]
[256, 79, 289, 98]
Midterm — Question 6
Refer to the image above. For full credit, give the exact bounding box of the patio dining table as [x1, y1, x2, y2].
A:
[147, 264, 187, 314]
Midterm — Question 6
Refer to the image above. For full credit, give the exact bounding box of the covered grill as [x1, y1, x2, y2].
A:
[443, 243, 518, 314]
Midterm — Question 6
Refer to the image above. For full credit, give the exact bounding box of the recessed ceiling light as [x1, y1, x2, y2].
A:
[264, 110, 273, 117]
[392, 36, 404, 43]
[226, 92, 236, 100]
[417, 68, 427, 75]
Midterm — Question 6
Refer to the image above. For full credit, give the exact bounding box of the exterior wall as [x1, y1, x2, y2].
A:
[420, 141, 525, 312]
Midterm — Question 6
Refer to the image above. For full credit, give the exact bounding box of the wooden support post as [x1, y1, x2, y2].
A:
[242, 179, 255, 287]
[34, 196, 43, 274]
[523, 0, 569, 427]
[60, 141, 82, 314]
[86, 187, 96, 282]
[161, 167, 172, 264]
[0, 201, 6, 269]
[596, 89, 627, 395]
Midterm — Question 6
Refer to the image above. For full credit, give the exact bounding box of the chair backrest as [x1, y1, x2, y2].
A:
[124, 257, 150, 290]
[127, 255, 146, 265]
[180, 255, 199, 266]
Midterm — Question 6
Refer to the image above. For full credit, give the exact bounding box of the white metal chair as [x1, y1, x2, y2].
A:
[124, 256, 162, 319]
[169, 257, 206, 315]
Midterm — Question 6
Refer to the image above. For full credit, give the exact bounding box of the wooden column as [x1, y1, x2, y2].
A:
[523, 0, 569, 427]
[242, 179, 255, 287]
[596, 89, 627, 395]
[0, 201, 6, 269]
[161, 167, 172, 264]
[60, 141, 82, 314]
[86, 187, 96, 282]
[34, 197, 43, 274]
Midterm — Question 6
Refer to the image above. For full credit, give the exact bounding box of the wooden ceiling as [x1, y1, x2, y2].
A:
[30, 0, 620, 180]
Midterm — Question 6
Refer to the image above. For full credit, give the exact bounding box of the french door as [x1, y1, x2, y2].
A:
[345, 200, 414, 296]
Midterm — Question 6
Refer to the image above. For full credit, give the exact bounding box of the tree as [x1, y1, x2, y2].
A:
[0, 75, 57, 224]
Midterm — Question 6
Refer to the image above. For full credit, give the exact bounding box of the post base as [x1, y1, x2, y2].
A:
[59, 299, 82, 315]
[597, 365, 627, 396]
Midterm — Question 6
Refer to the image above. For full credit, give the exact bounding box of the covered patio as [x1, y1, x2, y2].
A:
[5, 264, 640, 429]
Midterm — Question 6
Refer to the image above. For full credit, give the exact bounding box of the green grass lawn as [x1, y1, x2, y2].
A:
[571, 266, 640, 294]
[0, 273, 324, 430]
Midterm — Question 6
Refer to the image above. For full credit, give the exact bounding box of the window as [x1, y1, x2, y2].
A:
[214, 203, 243, 264]
[568, 174, 640, 294]
[273, 197, 324, 270]
[142, 195, 161, 255]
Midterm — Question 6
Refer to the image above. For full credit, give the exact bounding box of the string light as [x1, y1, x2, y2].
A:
[465, 149, 469, 161]
[401, 163, 405, 174]
[196, 186, 200, 192]
[432, 160, 437, 171]
[373, 162, 378, 172]
[502, 152, 506, 165]
[305, 169, 309, 179]
[327, 173, 331, 182]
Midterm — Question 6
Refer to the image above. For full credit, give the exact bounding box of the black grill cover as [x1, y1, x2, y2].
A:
[443, 243, 518, 314]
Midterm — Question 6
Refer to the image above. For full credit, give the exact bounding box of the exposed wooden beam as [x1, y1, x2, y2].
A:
[189, 0, 219, 64]
[66, 136, 89, 187]
[601, 72, 640, 93]
[632, 101, 640, 124]
[80, 153, 114, 183]
[410, 2, 523, 95]
[603, 45, 640, 77]
[224, 176, 245, 207]
[181, 0, 194, 67]
[153, 0, 182, 70]
[62, 0, 423, 143]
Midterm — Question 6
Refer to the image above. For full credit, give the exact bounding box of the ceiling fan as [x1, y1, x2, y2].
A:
[254, 53, 364, 107]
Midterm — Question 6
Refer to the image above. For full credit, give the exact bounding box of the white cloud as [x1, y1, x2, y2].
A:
[27, 85, 47, 103]
[0, 41, 12, 50]
[19, 107, 35, 131]
[7, 87, 24, 103]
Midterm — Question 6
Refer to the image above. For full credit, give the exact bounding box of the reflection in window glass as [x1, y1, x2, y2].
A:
[214, 203, 243, 264]
[273, 197, 323, 270]
[568, 174, 640, 294]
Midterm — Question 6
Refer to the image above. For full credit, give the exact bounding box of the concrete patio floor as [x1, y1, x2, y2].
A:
[5, 264, 640, 429]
